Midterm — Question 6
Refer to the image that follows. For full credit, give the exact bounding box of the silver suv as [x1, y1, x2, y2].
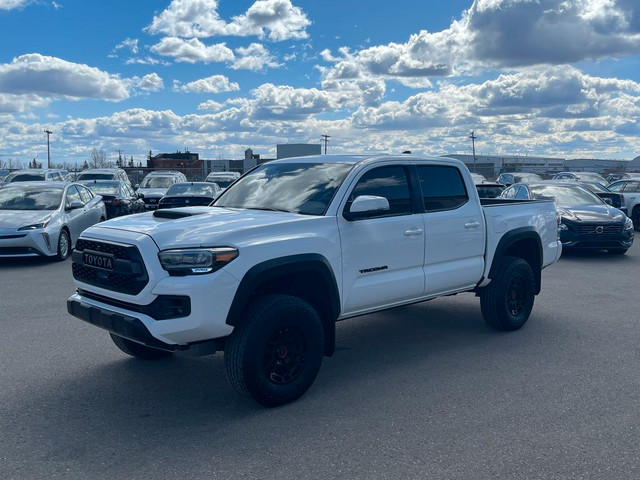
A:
[76, 168, 131, 185]
[137, 171, 187, 209]
[4, 169, 68, 182]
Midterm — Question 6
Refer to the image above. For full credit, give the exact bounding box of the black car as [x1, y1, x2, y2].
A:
[500, 182, 634, 254]
[81, 180, 145, 219]
[157, 182, 221, 209]
[475, 181, 505, 199]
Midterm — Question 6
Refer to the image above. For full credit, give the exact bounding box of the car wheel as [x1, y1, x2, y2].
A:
[110, 333, 174, 359]
[224, 294, 325, 407]
[54, 228, 71, 261]
[480, 256, 535, 331]
[607, 248, 628, 255]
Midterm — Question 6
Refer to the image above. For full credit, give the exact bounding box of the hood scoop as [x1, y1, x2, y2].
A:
[153, 209, 202, 219]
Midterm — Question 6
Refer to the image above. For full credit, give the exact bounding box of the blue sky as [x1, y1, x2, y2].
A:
[1, 0, 640, 167]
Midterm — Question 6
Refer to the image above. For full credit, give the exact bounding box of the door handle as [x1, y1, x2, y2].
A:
[464, 221, 481, 229]
[404, 228, 424, 237]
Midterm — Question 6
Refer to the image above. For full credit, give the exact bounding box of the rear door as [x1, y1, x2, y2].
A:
[337, 164, 425, 315]
[416, 164, 485, 296]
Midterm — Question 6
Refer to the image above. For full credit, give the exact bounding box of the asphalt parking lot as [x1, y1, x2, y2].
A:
[1, 245, 639, 479]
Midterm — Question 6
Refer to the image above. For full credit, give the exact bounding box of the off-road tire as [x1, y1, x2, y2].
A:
[480, 256, 535, 331]
[110, 333, 174, 360]
[224, 294, 324, 407]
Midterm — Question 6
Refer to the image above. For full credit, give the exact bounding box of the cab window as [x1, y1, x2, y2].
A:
[345, 166, 412, 217]
[417, 166, 468, 212]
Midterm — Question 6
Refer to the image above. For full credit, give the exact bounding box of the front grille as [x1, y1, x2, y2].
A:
[0, 234, 28, 239]
[570, 224, 623, 236]
[72, 239, 149, 295]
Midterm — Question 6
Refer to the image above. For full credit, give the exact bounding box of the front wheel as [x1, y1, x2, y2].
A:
[224, 294, 325, 407]
[55, 228, 71, 261]
[110, 333, 174, 360]
[480, 256, 536, 331]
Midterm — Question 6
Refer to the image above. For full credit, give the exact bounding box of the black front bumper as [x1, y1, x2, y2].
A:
[67, 297, 175, 351]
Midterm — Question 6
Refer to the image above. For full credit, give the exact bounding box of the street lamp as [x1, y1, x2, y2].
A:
[44, 129, 52, 168]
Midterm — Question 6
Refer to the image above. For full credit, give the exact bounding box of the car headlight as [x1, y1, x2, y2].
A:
[158, 247, 238, 275]
[18, 219, 50, 231]
[624, 217, 633, 230]
[558, 223, 568, 231]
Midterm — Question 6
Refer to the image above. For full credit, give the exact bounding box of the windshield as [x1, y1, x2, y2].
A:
[0, 186, 62, 210]
[530, 185, 603, 206]
[166, 183, 217, 196]
[210, 179, 236, 188]
[139, 176, 175, 188]
[5, 172, 45, 182]
[77, 173, 114, 180]
[86, 182, 119, 195]
[214, 162, 353, 215]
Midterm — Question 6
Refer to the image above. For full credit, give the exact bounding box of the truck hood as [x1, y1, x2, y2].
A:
[86, 206, 319, 250]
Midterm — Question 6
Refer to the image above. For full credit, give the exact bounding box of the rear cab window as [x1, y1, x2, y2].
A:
[417, 165, 469, 212]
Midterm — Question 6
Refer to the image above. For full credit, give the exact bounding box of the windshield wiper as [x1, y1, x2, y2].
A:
[247, 206, 292, 213]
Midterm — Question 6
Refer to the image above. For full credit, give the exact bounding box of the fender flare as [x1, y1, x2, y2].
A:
[489, 227, 543, 294]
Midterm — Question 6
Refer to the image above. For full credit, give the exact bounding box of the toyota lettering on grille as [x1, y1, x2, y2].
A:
[83, 250, 115, 271]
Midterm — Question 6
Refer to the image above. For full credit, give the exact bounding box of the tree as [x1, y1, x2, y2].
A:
[147, 150, 153, 168]
[128, 156, 134, 167]
[116, 152, 123, 168]
[89, 147, 107, 168]
[82, 160, 89, 170]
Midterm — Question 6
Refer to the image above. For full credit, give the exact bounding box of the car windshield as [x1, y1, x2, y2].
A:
[209, 179, 236, 188]
[5, 172, 45, 182]
[139, 176, 175, 188]
[85, 182, 119, 195]
[0, 186, 62, 210]
[530, 185, 603, 206]
[214, 162, 353, 215]
[77, 173, 114, 180]
[166, 183, 216, 196]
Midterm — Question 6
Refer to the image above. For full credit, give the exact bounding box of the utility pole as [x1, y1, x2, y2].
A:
[469, 130, 477, 173]
[44, 129, 52, 168]
[321, 134, 330, 154]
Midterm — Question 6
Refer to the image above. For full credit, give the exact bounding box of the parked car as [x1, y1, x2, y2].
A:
[80, 180, 145, 219]
[500, 182, 634, 254]
[76, 168, 131, 185]
[607, 179, 640, 230]
[157, 182, 221, 209]
[0, 182, 106, 260]
[552, 171, 608, 187]
[469, 172, 487, 183]
[576, 181, 626, 213]
[3, 169, 67, 183]
[475, 181, 505, 199]
[605, 172, 640, 184]
[136, 171, 187, 210]
[0, 169, 10, 181]
[495, 172, 542, 186]
[204, 171, 241, 191]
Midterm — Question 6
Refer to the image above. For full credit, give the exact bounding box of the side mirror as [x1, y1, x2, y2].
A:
[344, 195, 390, 221]
[67, 200, 85, 210]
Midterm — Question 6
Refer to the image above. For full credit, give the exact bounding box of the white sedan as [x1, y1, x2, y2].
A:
[0, 182, 106, 260]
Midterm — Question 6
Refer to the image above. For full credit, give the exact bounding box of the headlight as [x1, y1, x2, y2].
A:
[624, 217, 633, 230]
[158, 247, 238, 275]
[558, 223, 568, 231]
[18, 219, 50, 231]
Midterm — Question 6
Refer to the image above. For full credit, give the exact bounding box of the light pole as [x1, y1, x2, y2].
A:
[469, 130, 477, 173]
[44, 129, 52, 168]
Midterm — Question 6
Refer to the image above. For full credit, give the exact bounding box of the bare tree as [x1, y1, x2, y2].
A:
[89, 147, 107, 168]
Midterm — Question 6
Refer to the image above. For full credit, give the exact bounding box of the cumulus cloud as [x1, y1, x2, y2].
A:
[174, 74, 240, 93]
[150, 37, 235, 63]
[132, 73, 164, 92]
[145, 0, 310, 41]
[114, 38, 139, 55]
[320, 0, 640, 87]
[0, 54, 129, 101]
[197, 100, 224, 111]
[0, 0, 30, 10]
[231, 43, 280, 70]
[0, 93, 50, 113]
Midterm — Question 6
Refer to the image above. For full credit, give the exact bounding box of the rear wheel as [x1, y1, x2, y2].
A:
[480, 256, 535, 331]
[110, 333, 174, 360]
[225, 294, 324, 407]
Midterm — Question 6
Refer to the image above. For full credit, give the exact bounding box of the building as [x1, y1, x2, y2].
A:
[443, 154, 565, 179]
[277, 143, 322, 159]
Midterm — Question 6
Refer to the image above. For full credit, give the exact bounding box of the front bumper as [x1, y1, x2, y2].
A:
[0, 229, 56, 257]
[560, 224, 634, 250]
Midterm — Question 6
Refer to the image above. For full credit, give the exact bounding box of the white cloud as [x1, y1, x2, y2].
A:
[231, 43, 280, 71]
[150, 37, 235, 63]
[320, 0, 640, 86]
[114, 38, 139, 55]
[174, 74, 240, 93]
[132, 73, 164, 92]
[124, 56, 171, 66]
[0, 93, 50, 113]
[197, 100, 224, 111]
[0, 0, 30, 10]
[145, 0, 310, 41]
[0, 54, 129, 101]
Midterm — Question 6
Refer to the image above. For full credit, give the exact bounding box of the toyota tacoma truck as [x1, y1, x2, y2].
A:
[67, 154, 562, 406]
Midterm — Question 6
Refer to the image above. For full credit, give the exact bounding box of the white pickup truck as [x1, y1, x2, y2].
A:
[67, 154, 562, 406]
